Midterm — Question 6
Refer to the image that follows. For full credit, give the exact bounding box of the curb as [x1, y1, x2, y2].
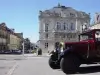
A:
[0, 58, 26, 60]
[25, 55, 50, 57]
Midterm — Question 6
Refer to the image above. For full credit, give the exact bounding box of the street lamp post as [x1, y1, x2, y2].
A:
[22, 42, 24, 56]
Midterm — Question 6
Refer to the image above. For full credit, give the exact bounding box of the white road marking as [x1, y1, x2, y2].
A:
[7, 63, 18, 75]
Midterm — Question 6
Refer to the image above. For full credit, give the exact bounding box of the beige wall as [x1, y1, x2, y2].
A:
[0, 29, 7, 44]
[9, 34, 21, 50]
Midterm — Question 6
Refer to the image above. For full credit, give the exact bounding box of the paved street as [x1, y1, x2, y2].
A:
[1, 54, 100, 75]
[0, 54, 26, 75]
[8, 55, 100, 75]
[12, 56, 65, 75]
[0, 60, 17, 75]
[0, 54, 22, 75]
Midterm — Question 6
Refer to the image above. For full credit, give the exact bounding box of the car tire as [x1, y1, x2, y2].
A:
[60, 54, 80, 74]
[49, 55, 60, 69]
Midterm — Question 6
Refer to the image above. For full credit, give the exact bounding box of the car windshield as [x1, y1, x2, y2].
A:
[79, 32, 93, 41]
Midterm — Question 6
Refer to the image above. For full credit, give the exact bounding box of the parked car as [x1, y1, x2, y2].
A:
[10, 49, 22, 54]
[48, 29, 100, 74]
[0, 50, 11, 54]
[15, 50, 22, 54]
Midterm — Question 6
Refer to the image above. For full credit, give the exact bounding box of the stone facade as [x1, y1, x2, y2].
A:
[0, 23, 23, 52]
[94, 13, 100, 24]
[0, 23, 8, 51]
[9, 33, 22, 50]
[39, 4, 90, 52]
[89, 13, 100, 30]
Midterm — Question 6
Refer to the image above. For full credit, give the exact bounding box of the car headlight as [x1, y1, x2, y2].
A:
[54, 50, 56, 52]
[61, 49, 63, 52]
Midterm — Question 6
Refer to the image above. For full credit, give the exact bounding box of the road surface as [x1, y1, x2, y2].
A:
[1, 54, 100, 75]
[0, 54, 25, 75]
[11, 56, 100, 75]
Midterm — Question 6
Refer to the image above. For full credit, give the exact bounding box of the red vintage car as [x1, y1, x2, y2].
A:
[49, 29, 100, 74]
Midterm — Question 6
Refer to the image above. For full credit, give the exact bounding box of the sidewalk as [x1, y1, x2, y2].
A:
[24, 53, 50, 57]
[0, 54, 26, 60]
[0, 53, 50, 60]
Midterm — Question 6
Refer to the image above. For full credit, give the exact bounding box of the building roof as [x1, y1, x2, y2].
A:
[15, 33, 23, 39]
[0, 23, 13, 33]
[39, 4, 90, 18]
[0, 23, 23, 39]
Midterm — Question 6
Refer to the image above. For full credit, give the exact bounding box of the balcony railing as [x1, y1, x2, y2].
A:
[53, 29, 79, 33]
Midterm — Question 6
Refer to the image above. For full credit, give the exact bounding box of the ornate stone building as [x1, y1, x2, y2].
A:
[89, 13, 100, 30]
[0, 23, 23, 52]
[0, 23, 9, 51]
[39, 4, 90, 52]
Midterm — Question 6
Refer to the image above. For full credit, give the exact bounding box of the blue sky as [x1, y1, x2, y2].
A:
[0, 0, 99, 43]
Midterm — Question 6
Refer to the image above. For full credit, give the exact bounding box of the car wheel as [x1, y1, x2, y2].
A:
[49, 55, 60, 69]
[60, 54, 80, 74]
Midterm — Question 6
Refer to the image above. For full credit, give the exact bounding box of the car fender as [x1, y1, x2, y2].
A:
[60, 47, 73, 58]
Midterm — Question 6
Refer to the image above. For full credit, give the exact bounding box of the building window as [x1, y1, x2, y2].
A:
[70, 35, 72, 38]
[63, 34, 66, 38]
[45, 33, 48, 38]
[57, 22, 61, 30]
[45, 23, 49, 32]
[67, 34, 71, 38]
[63, 23, 66, 30]
[73, 34, 76, 38]
[70, 23, 75, 30]
[55, 33, 59, 38]
[45, 43, 48, 48]
[66, 24, 68, 30]
[70, 13, 75, 17]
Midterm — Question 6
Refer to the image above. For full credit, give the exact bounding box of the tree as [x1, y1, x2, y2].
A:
[24, 38, 31, 50]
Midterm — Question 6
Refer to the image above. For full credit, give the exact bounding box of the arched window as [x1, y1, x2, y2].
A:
[70, 23, 75, 30]
[57, 22, 61, 30]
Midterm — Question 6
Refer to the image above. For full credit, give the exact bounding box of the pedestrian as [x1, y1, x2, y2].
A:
[55, 41, 64, 60]
[60, 42, 64, 52]
[36, 48, 39, 56]
[39, 48, 42, 55]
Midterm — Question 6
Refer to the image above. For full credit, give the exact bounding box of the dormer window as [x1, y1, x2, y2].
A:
[70, 13, 75, 17]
